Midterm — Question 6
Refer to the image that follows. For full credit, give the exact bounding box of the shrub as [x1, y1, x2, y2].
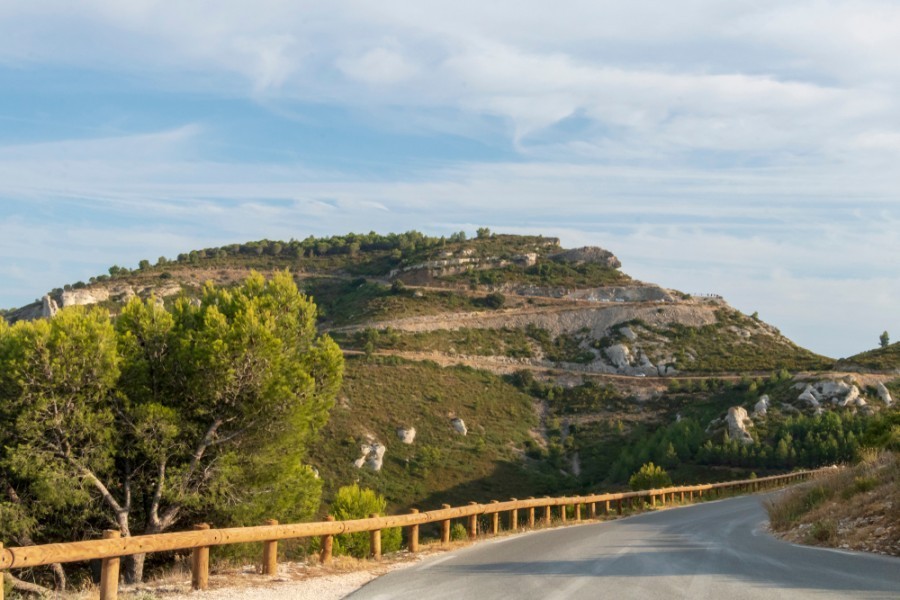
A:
[628, 462, 672, 491]
[482, 292, 506, 309]
[450, 523, 468, 541]
[808, 519, 837, 543]
[330, 484, 402, 558]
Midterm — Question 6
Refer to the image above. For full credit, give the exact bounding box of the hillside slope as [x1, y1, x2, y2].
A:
[8, 231, 896, 516]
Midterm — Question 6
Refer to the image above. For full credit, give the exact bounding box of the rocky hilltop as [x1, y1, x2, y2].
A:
[4, 230, 895, 513]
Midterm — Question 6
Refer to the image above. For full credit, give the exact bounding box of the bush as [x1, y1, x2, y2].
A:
[628, 462, 672, 491]
[450, 523, 468, 541]
[482, 292, 506, 309]
[330, 484, 402, 558]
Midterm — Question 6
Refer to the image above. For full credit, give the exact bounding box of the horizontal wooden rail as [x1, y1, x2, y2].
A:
[0, 468, 829, 585]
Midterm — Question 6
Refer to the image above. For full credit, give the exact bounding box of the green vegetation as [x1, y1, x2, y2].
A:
[348, 327, 535, 359]
[442, 260, 629, 289]
[602, 312, 834, 373]
[839, 342, 900, 372]
[330, 484, 401, 558]
[309, 357, 572, 513]
[0, 272, 342, 585]
[629, 462, 673, 490]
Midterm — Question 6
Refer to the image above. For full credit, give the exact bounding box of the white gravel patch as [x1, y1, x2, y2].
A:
[158, 570, 380, 600]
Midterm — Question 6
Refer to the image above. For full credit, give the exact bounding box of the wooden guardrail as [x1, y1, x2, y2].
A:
[0, 468, 827, 599]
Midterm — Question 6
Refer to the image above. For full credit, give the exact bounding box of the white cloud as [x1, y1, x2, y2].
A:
[338, 46, 418, 85]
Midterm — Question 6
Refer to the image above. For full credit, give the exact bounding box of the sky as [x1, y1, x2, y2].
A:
[1, 1, 899, 359]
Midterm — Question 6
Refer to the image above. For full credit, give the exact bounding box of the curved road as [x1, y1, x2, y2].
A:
[348, 495, 900, 599]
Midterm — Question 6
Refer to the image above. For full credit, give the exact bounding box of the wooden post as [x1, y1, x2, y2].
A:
[698, 489, 703, 499]
[589, 502, 596, 519]
[616, 499, 623, 515]
[680, 491, 685, 502]
[262, 519, 278, 576]
[441, 504, 451, 545]
[604, 500, 610, 515]
[490, 501, 500, 535]
[370, 513, 381, 560]
[191, 523, 211, 591]
[575, 503, 582, 522]
[510, 498, 518, 532]
[409, 509, 419, 553]
[99, 530, 121, 600]
[467, 503, 478, 540]
[544, 500, 552, 526]
[689, 490, 694, 501]
[561, 501, 568, 524]
[321, 516, 335, 564]
[528, 497, 536, 528]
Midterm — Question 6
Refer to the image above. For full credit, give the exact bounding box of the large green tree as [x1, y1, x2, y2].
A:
[0, 271, 343, 584]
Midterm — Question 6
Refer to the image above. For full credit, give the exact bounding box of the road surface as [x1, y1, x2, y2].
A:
[347, 494, 900, 599]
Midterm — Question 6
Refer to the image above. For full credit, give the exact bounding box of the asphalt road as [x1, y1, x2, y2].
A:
[347, 494, 900, 599]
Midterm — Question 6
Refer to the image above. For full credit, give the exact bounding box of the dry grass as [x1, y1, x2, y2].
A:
[767, 450, 900, 556]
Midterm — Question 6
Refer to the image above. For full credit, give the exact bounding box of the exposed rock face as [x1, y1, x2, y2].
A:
[797, 385, 821, 409]
[353, 441, 386, 471]
[550, 246, 621, 269]
[604, 344, 632, 369]
[619, 326, 637, 341]
[726, 406, 754, 445]
[396, 427, 416, 444]
[565, 285, 674, 303]
[876, 382, 893, 406]
[753, 395, 770, 417]
[795, 380, 866, 409]
[451, 417, 468, 436]
[840, 386, 866, 408]
[40, 295, 59, 318]
[61, 288, 110, 307]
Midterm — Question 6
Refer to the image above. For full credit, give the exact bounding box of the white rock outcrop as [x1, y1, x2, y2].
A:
[451, 418, 468, 436]
[40, 295, 59, 318]
[396, 427, 416, 444]
[797, 385, 820, 408]
[604, 344, 632, 370]
[353, 441, 386, 471]
[753, 395, 770, 417]
[726, 406, 754, 445]
[62, 288, 110, 307]
[796, 380, 867, 410]
[839, 385, 866, 408]
[876, 383, 893, 406]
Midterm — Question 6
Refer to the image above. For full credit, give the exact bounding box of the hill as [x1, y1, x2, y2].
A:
[837, 342, 900, 373]
[4, 230, 897, 515]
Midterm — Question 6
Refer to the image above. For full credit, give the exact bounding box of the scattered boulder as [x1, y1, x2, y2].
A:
[876, 383, 893, 406]
[726, 406, 754, 445]
[796, 380, 868, 410]
[839, 386, 866, 408]
[396, 427, 416, 444]
[451, 418, 468, 436]
[619, 326, 637, 341]
[353, 441, 386, 471]
[753, 395, 770, 417]
[797, 385, 820, 408]
[604, 344, 632, 370]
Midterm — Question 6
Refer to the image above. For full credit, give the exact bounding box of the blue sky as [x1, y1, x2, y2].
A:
[1, 1, 899, 358]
